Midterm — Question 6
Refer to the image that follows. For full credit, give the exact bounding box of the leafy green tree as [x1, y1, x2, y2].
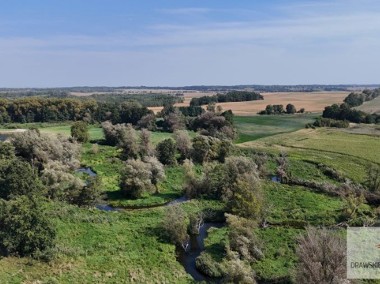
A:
[40, 161, 84, 201]
[0, 196, 56, 258]
[0, 142, 15, 160]
[164, 109, 186, 132]
[139, 129, 155, 157]
[191, 136, 211, 164]
[222, 157, 263, 219]
[286, 103, 297, 114]
[119, 159, 152, 198]
[71, 121, 89, 143]
[156, 138, 177, 165]
[161, 205, 189, 251]
[0, 159, 44, 200]
[119, 124, 139, 160]
[75, 176, 103, 207]
[137, 113, 157, 131]
[173, 130, 192, 161]
[144, 156, 165, 194]
[218, 140, 232, 163]
[101, 121, 125, 146]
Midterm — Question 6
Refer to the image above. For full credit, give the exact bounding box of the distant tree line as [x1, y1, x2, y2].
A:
[0, 90, 184, 107]
[258, 104, 305, 115]
[190, 91, 263, 106]
[343, 88, 380, 107]
[86, 92, 184, 107]
[143, 84, 375, 92]
[0, 90, 68, 99]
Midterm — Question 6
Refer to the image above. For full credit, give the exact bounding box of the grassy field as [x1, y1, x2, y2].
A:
[241, 128, 380, 164]
[0, 123, 177, 144]
[239, 127, 380, 182]
[0, 203, 192, 283]
[356, 95, 380, 114]
[201, 180, 345, 282]
[234, 114, 317, 143]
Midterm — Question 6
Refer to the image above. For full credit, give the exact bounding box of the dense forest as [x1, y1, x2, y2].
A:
[0, 97, 151, 124]
[190, 91, 263, 106]
[83, 93, 184, 107]
[0, 90, 184, 107]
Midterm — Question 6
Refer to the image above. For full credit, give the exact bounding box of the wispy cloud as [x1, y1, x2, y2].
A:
[158, 7, 211, 16]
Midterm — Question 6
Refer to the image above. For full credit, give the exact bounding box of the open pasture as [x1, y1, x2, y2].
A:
[241, 128, 380, 164]
[234, 114, 316, 143]
[240, 127, 380, 182]
[356, 95, 380, 114]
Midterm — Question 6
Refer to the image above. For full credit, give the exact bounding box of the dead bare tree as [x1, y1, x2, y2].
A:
[296, 227, 348, 284]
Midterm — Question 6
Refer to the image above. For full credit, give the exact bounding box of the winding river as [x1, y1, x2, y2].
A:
[77, 167, 223, 282]
[0, 133, 10, 141]
[177, 223, 224, 282]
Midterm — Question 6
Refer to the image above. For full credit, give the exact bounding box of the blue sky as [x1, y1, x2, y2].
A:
[0, 0, 379, 87]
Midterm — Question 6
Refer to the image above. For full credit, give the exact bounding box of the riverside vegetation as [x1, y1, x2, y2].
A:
[0, 91, 379, 283]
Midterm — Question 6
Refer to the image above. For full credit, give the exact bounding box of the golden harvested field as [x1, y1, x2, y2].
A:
[149, 91, 349, 115]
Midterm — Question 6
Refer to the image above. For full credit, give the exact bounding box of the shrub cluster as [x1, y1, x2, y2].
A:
[306, 117, 349, 128]
[258, 104, 305, 115]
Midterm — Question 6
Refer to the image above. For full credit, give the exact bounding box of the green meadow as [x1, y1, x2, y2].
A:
[234, 113, 317, 143]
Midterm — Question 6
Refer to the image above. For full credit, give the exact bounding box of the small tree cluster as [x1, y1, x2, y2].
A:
[0, 142, 56, 259]
[259, 104, 304, 115]
[12, 129, 80, 171]
[189, 111, 236, 140]
[102, 121, 155, 160]
[184, 156, 263, 220]
[225, 214, 263, 262]
[119, 157, 165, 198]
[191, 135, 231, 164]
